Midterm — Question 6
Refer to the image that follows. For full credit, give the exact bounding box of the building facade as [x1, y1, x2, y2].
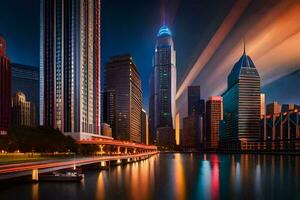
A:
[149, 25, 176, 145]
[261, 108, 300, 151]
[103, 55, 142, 143]
[181, 116, 200, 149]
[12, 92, 36, 127]
[188, 86, 202, 116]
[101, 123, 112, 138]
[0, 36, 11, 135]
[40, 0, 101, 139]
[205, 96, 223, 149]
[12, 63, 39, 125]
[221, 49, 261, 149]
[266, 101, 281, 115]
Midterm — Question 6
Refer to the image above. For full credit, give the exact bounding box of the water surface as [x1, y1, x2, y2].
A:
[0, 153, 299, 200]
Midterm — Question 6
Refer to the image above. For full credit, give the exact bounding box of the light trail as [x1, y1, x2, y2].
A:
[176, 0, 252, 100]
[0, 152, 158, 175]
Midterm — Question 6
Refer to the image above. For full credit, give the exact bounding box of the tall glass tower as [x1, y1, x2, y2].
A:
[149, 25, 176, 145]
[40, 0, 101, 139]
[222, 48, 261, 148]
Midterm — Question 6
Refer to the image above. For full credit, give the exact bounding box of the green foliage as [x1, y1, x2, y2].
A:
[0, 126, 78, 153]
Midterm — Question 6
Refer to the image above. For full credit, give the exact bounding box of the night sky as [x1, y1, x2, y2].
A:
[0, 0, 299, 111]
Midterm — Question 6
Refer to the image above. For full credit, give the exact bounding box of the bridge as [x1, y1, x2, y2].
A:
[77, 137, 158, 154]
[0, 151, 158, 181]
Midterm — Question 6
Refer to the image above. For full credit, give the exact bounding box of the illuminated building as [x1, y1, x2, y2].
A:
[205, 96, 223, 149]
[261, 108, 300, 151]
[104, 55, 142, 143]
[222, 47, 261, 149]
[40, 0, 101, 139]
[101, 123, 112, 138]
[266, 101, 281, 115]
[260, 93, 265, 119]
[141, 109, 148, 144]
[12, 63, 39, 124]
[0, 36, 11, 135]
[282, 104, 300, 113]
[149, 25, 176, 146]
[12, 92, 36, 127]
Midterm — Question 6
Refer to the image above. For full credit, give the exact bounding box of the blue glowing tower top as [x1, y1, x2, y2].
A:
[157, 25, 172, 37]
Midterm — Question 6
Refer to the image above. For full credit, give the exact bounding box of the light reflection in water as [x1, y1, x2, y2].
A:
[20, 154, 300, 200]
[173, 154, 186, 200]
[96, 172, 105, 200]
[32, 183, 38, 200]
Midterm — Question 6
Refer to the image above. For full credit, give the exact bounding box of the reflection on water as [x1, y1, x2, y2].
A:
[0, 153, 299, 200]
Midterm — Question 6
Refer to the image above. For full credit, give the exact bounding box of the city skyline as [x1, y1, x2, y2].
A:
[1, 0, 299, 112]
[0, 1, 300, 199]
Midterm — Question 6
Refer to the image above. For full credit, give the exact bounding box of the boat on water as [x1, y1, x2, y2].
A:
[39, 170, 84, 182]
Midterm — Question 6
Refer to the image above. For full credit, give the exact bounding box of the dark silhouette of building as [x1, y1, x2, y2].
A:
[40, 0, 101, 139]
[205, 96, 223, 149]
[181, 116, 200, 149]
[149, 25, 176, 146]
[103, 55, 142, 143]
[0, 36, 11, 135]
[221, 47, 261, 150]
[188, 86, 205, 115]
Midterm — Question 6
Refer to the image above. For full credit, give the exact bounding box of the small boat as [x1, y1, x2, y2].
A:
[39, 170, 84, 182]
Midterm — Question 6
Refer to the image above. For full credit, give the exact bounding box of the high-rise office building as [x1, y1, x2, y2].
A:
[149, 25, 176, 145]
[12, 63, 39, 124]
[0, 36, 11, 135]
[141, 109, 148, 144]
[222, 48, 261, 149]
[205, 96, 223, 149]
[103, 55, 142, 143]
[40, 0, 101, 139]
[12, 92, 36, 127]
[188, 86, 201, 116]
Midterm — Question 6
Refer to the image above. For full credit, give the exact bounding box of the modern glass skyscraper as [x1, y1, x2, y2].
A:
[149, 25, 176, 145]
[103, 55, 142, 143]
[222, 49, 261, 148]
[40, 0, 101, 139]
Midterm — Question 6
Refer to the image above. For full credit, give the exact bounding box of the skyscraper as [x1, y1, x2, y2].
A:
[188, 86, 201, 116]
[0, 36, 11, 135]
[206, 96, 223, 149]
[40, 0, 101, 139]
[222, 48, 261, 149]
[149, 25, 176, 145]
[103, 55, 142, 143]
[12, 92, 36, 127]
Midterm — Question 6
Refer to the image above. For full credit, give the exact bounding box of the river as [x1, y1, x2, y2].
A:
[0, 153, 299, 200]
